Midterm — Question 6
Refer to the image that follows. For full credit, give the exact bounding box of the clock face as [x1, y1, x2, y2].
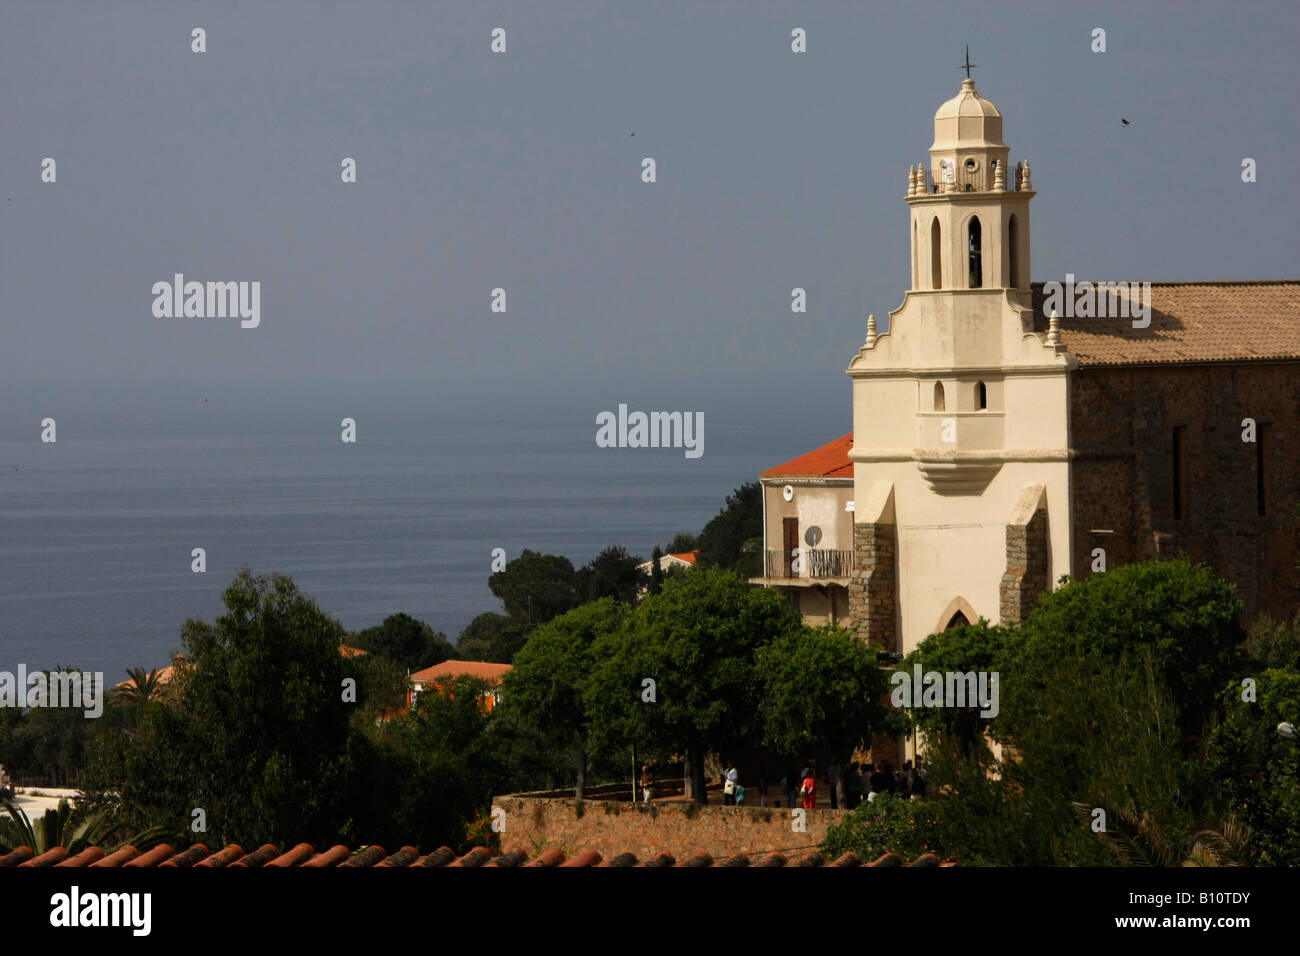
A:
[940, 158, 956, 183]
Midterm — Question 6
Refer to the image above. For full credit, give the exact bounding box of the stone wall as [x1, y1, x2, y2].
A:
[848, 521, 898, 649]
[1069, 362, 1300, 622]
[490, 796, 842, 861]
[1000, 485, 1049, 623]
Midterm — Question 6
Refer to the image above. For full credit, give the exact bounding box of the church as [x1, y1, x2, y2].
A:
[754, 75, 1299, 663]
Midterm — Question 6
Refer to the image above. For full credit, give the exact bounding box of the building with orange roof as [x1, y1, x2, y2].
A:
[749, 435, 855, 626]
[408, 660, 512, 713]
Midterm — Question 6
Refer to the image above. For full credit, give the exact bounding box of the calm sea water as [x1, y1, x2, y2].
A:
[0, 421, 811, 677]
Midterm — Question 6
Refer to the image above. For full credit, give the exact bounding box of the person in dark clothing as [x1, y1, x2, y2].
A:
[846, 762, 864, 809]
[883, 760, 898, 793]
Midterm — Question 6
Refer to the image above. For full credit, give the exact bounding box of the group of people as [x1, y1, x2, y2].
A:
[636, 757, 928, 809]
[843, 758, 927, 808]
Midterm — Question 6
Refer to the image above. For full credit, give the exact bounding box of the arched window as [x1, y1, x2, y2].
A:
[934, 381, 946, 411]
[912, 220, 918, 288]
[930, 218, 942, 289]
[1007, 215, 1019, 288]
[946, 610, 970, 629]
[976, 381, 987, 410]
[968, 217, 982, 288]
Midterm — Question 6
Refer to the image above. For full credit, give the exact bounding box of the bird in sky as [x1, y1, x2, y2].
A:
[1121, 118, 1130, 126]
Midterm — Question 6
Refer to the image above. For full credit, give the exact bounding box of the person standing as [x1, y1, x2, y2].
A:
[800, 766, 816, 810]
[846, 762, 864, 810]
[724, 762, 739, 806]
[640, 764, 655, 804]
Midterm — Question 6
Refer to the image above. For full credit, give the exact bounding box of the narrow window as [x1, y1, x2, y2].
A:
[1007, 215, 1018, 288]
[976, 381, 987, 410]
[1172, 426, 1187, 520]
[968, 217, 982, 288]
[912, 220, 918, 288]
[930, 218, 942, 289]
[934, 381, 946, 411]
[1257, 423, 1270, 516]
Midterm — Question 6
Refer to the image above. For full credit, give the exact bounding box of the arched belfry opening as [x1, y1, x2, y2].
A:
[1007, 214, 1018, 288]
[967, 217, 982, 288]
[912, 220, 919, 288]
[934, 381, 946, 411]
[930, 218, 942, 289]
[977, 381, 987, 409]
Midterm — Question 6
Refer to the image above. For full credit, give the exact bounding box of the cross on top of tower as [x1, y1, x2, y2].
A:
[959, 45, 977, 80]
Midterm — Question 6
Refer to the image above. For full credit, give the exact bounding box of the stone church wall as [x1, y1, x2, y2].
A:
[1069, 362, 1300, 623]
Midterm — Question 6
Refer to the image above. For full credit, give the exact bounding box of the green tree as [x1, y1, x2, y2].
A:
[586, 568, 801, 802]
[695, 483, 762, 575]
[664, 533, 698, 555]
[456, 612, 528, 663]
[85, 569, 364, 847]
[758, 624, 888, 805]
[1009, 558, 1245, 739]
[349, 612, 455, 672]
[648, 546, 665, 596]
[503, 599, 631, 798]
[488, 550, 579, 626]
[575, 545, 646, 606]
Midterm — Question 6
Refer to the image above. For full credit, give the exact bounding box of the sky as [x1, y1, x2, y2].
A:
[1, 0, 1297, 440]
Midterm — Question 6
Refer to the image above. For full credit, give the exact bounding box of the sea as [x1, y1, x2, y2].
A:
[0, 408, 842, 678]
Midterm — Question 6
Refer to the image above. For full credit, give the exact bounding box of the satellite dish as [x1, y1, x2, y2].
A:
[804, 526, 822, 547]
[783, 485, 794, 502]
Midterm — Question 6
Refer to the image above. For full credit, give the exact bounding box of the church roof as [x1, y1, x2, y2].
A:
[761, 434, 853, 479]
[1030, 281, 1300, 366]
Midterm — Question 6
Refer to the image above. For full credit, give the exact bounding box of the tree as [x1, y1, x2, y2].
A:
[664, 533, 698, 555]
[1009, 558, 1245, 740]
[503, 600, 632, 798]
[648, 546, 665, 596]
[349, 612, 455, 672]
[575, 545, 646, 606]
[456, 612, 528, 663]
[758, 624, 889, 805]
[85, 569, 365, 847]
[695, 483, 762, 575]
[488, 550, 579, 626]
[585, 568, 802, 802]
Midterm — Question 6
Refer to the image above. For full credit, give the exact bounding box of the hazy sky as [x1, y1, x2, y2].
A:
[2, 0, 1297, 439]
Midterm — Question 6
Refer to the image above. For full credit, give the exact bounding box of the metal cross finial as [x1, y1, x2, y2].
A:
[960, 45, 977, 79]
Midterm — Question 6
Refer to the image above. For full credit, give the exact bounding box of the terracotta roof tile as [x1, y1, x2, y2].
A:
[1030, 280, 1300, 366]
[761, 434, 854, 479]
[410, 660, 512, 684]
[3, 841, 953, 868]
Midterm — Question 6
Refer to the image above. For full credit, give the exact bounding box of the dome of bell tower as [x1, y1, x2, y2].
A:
[932, 78, 1006, 151]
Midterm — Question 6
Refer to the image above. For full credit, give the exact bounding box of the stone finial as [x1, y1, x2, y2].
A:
[993, 159, 1005, 192]
[865, 313, 878, 348]
[1021, 160, 1032, 191]
[915, 163, 926, 194]
[1046, 309, 1061, 346]
[908, 165, 916, 196]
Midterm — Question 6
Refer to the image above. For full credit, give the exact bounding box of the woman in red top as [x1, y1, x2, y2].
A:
[800, 768, 816, 809]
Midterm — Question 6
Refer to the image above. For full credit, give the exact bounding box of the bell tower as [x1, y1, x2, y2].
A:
[908, 75, 1033, 295]
[846, 62, 1075, 666]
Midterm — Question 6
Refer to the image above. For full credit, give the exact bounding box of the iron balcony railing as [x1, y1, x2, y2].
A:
[762, 548, 854, 580]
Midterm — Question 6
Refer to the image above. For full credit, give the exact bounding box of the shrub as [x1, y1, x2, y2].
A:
[820, 793, 941, 862]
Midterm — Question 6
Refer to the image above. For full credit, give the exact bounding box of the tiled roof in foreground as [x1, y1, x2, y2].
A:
[0, 843, 953, 868]
[1029, 280, 1300, 366]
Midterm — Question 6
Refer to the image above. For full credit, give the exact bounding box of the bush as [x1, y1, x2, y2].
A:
[820, 793, 941, 862]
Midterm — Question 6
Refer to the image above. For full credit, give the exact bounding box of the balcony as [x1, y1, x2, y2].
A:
[753, 548, 855, 584]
